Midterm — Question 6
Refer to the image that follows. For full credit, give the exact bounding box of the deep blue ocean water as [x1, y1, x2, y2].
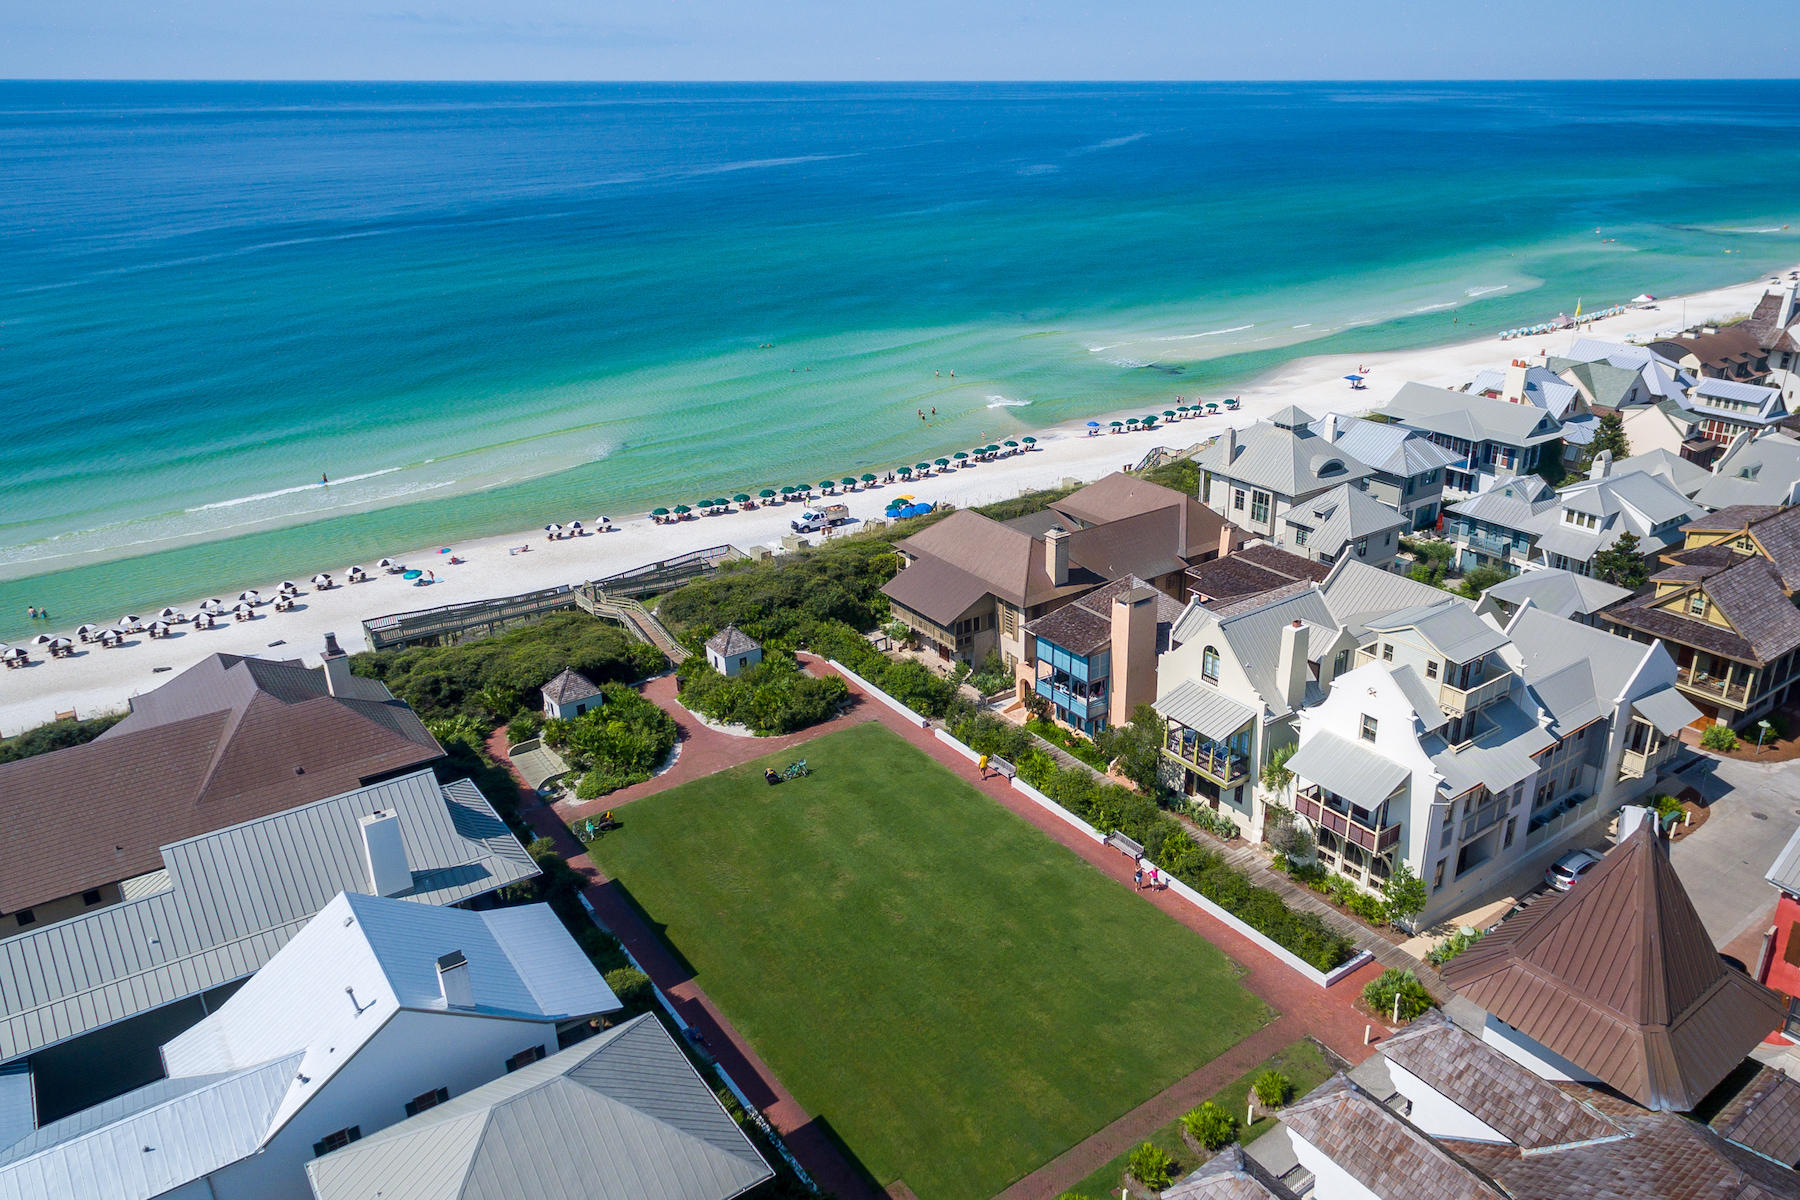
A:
[4, 80, 1800, 634]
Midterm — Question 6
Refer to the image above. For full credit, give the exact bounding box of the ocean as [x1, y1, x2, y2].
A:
[4, 80, 1800, 636]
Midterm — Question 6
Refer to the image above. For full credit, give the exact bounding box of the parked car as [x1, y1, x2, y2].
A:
[1545, 848, 1605, 892]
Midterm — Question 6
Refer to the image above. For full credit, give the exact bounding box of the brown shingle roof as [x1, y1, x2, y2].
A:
[541, 668, 602, 705]
[1023, 575, 1186, 656]
[1049, 471, 1235, 561]
[1451, 1103, 1800, 1200]
[1281, 1076, 1506, 1200]
[892, 509, 1100, 609]
[1649, 326, 1770, 373]
[0, 653, 441, 914]
[1712, 1065, 1800, 1168]
[1163, 1145, 1298, 1200]
[880, 554, 998, 626]
[1379, 1012, 1620, 1148]
[1186, 545, 1330, 608]
[703, 625, 759, 658]
[1443, 824, 1785, 1112]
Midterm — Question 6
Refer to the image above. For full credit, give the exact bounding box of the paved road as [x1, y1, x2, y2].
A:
[1668, 753, 1800, 954]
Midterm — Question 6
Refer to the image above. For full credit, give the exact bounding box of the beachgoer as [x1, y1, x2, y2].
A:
[321, 473, 329, 484]
[1151, 867, 1161, 889]
[39, 609, 48, 621]
[930, 406, 936, 416]
[26, 607, 36, 620]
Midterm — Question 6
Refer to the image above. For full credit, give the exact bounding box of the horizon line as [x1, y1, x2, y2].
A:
[5, 76, 1800, 85]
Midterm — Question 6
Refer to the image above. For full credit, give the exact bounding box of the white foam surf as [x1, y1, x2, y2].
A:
[986, 395, 1030, 408]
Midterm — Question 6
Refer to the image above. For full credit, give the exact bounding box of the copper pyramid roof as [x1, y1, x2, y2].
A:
[1443, 823, 1784, 1112]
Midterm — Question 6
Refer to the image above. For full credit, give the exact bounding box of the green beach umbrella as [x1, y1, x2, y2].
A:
[953, 451, 968, 460]
[861, 473, 877, 483]
[1004, 440, 1018, 447]
[897, 465, 913, 475]
[1163, 409, 1176, 417]
[842, 476, 857, 487]
[779, 485, 794, 494]
[651, 507, 669, 517]
[1110, 420, 1124, 428]
[820, 479, 835, 490]
[673, 504, 691, 514]
[733, 493, 751, 503]
[1126, 417, 1139, 425]
[935, 457, 950, 466]
[917, 462, 933, 471]
[1022, 436, 1036, 445]
[760, 488, 777, 498]
[985, 444, 999, 452]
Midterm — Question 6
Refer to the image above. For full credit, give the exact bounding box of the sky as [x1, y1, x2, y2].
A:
[2, 0, 1793, 81]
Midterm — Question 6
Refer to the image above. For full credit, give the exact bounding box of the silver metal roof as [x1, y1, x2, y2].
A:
[1314, 414, 1463, 478]
[1285, 483, 1405, 558]
[1426, 699, 1555, 798]
[1155, 680, 1258, 740]
[1378, 381, 1565, 448]
[1695, 433, 1800, 510]
[0, 770, 535, 1064]
[1768, 826, 1800, 898]
[1367, 599, 1508, 664]
[1289, 731, 1410, 811]
[1193, 419, 1374, 499]
[1319, 559, 1452, 637]
[1389, 665, 1448, 733]
[0, 1053, 301, 1200]
[1480, 568, 1629, 620]
[1632, 687, 1701, 738]
[305, 1015, 772, 1200]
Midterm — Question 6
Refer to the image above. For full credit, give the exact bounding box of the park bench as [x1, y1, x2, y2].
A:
[1104, 830, 1144, 860]
[987, 756, 1018, 782]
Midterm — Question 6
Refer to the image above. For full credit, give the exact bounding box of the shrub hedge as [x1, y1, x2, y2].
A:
[676, 651, 849, 736]
[544, 684, 679, 799]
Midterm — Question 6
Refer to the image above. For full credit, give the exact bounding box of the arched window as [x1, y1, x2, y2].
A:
[1201, 645, 1220, 684]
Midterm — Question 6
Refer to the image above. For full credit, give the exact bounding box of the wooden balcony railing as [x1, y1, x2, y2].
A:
[1295, 787, 1401, 853]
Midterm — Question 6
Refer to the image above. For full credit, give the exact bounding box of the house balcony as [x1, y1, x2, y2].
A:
[1161, 736, 1249, 787]
[1675, 664, 1752, 709]
[1037, 678, 1107, 719]
[1620, 738, 1678, 780]
[1460, 530, 1519, 558]
[1438, 671, 1511, 719]
[1295, 786, 1401, 853]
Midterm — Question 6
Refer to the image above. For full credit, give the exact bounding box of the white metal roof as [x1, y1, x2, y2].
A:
[0, 771, 536, 1065]
[1289, 732, 1410, 811]
[1378, 382, 1565, 448]
[1155, 680, 1258, 741]
[1631, 687, 1702, 738]
[305, 1015, 772, 1200]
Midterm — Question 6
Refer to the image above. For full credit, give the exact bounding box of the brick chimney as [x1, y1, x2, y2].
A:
[1045, 526, 1070, 587]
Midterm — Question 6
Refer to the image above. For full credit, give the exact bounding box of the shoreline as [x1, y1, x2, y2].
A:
[2, 262, 1793, 735]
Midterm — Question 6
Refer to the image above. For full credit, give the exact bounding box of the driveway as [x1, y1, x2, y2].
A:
[1667, 753, 1800, 952]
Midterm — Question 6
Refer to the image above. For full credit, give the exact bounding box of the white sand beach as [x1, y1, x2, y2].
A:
[2, 265, 1792, 736]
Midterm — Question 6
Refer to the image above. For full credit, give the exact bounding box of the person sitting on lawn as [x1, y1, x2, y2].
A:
[765, 767, 780, 786]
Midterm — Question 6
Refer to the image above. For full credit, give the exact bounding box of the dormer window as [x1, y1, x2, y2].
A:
[1687, 592, 1707, 617]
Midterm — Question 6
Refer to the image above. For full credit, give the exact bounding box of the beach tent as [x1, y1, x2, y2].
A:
[378, 558, 395, 569]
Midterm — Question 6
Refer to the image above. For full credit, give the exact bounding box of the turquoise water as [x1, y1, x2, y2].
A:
[4, 81, 1800, 637]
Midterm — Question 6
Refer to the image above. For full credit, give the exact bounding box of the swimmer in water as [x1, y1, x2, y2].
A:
[321, 473, 329, 485]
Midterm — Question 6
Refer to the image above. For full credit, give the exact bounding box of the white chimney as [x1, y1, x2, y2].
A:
[1277, 618, 1310, 711]
[1618, 804, 1655, 839]
[1045, 526, 1070, 587]
[1223, 425, 1237, 465]
[1503, 360, 1529, 404]
[359, 810, 411, 897]
[436, 950, 473, 1009]
[321, 631, 352, 697]
[1588, 449, 1613, 480]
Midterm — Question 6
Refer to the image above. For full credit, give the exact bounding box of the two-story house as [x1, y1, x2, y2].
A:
[1604, 503, 1800, 728]
[1192, 406, 1375, 545]
[1287, 598, 1692, 925]
[882, 472, 1236, 666]
[1019, 575, 1183, 733]
[1310, 413, 1461, 531]
[1681, 377, 1790, 444]
[1279, 483, 1406, 571]
[1374, 382, 1564, 500]
[1473, 567, 1629, 627]
[1443, 475, 1559, 574]
[1689, 429, 1800, 509]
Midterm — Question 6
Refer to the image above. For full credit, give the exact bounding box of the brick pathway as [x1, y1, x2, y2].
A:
[497, 662, 1386, 1200]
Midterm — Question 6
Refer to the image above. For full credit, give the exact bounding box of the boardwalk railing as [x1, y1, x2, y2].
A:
[589, 543, 749, 599]
[362, 584, 578, 650]
[576, 588, 690, 664]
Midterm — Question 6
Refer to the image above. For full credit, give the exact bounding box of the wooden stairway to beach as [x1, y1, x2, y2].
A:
[575, 586, 690, 664]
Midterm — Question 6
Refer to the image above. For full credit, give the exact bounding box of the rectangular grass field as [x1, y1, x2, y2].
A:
[585, 723, 1271, 1200]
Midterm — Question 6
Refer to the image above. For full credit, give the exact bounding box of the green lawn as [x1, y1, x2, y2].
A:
[1067, 1040, 1332, 1199]
[584, 723, 1271, 1200]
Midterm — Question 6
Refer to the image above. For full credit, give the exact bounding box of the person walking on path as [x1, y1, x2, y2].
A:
[1134, 864, 1145, 891]
[976, 753, 989, 780]
[1150, 866, 1162, 890]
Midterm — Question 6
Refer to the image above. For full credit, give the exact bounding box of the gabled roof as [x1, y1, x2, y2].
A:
[1555, 357, 1655, 409]
[1648, 326, 1769, 373]
[1163, 1144, 1297, 1200]
[1312, 413, 1463, 477]
[1445, 474, 1558, 529]
[704, 625, 759, 658]
[1193, 418, 1374, 498]
[1444, 823, 1785, 1111]
[1282, 1076, 1506, 1200]
[1480, 568, 1630, 620]
[540, 667, 601, 705]
[0, 1053, 303, 1200]
[1610, 555, 1800, 667]
[1212, 587, 1338, 718]
[890, 509, 1101, 611]
[1318, 558, 1456, 637]
[1366, 598, 1508, 663]
[1611, 448, 1712, 499]
[1049, 471, 1234, 561]
[1504, 605, 1667, 732]
[304, 1015, 772, 1200]
[1691, 376, 1784, 416]
[1377, 382, 1564, 448]
[1694, 431, 1800, 510]
[0, 770, 536, 1064]
[163, 892, 619, 1136]
[880, 553, 997, 626]
[1379, 1011, 1619, 1149]
[1426, 698, 1554, 798]
[0, 652, 442, 913]
[1466, 365, 1583, 420]
[1282, 483, 1405, 558]
[1288, 731, 1410, 811]
[1026, 575, 1184, 657]
[1185, 545, 1330, 610]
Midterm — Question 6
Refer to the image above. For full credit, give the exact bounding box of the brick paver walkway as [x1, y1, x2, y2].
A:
[498, 660, 1386, 1200]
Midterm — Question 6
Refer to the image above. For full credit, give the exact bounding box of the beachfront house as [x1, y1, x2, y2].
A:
[1549, 337, 1691, 410]
[305, 1014, 772, 1200]
[1464, 359, 1600, 468]
[703, 624, 762, 677]
[1373, 382, 1564, 500]
[540, 667, 603, 718]
[1020, 576, 1184, 733]
[1192, 405, 1375, 545]
[1311, 413, 1462, 532]
[1444, 456, 1702, 579]
[882, 471, 1236, 666]
[1603, 503, 1800, 729]
[1680, 377, 1790, 444]
[1278, 482, 1406, 571]
[0, 892, 619, 1200]
[1648, 325, 1775, 388]
[1743, 280, 1800, 402]
[1286, 600, 1692, 926]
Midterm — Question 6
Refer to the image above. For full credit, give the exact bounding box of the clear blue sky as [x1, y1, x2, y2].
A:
[3, 0, 1790, 81]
